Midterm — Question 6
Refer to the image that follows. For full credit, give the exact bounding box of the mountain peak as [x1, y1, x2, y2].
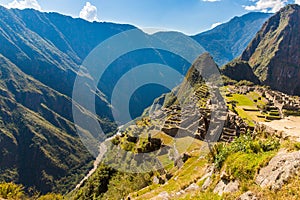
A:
[279, 3, 300, 12]
[239, 4, 300, 95]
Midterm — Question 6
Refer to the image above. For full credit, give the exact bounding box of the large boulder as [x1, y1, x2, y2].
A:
[256, 150, 300, 190]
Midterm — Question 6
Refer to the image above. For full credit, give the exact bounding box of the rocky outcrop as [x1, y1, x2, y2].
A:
[200, 165, 215, 190]
[174, 153, 191, 168]
[151, 191, 170, 200]
[184, 183, 200, 192]
[240, 4, 300, 95]
[256, 150, 300, 190]
[221, 60, 260, 84]
[213, 179, 239, 195]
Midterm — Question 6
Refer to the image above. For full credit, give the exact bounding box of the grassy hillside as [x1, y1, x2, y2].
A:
[0, 54, 102, 194]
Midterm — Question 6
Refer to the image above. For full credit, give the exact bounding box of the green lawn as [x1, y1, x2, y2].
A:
[224, 89, 269, 126]
[228, 94, 255, 106]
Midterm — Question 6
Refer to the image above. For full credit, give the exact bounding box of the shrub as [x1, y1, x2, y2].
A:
[225, 151, 275, 181]
[0, 182, 25, 199]
[38, 193, 64, 200]
[235, 80, 255, 86]
[111, 137, 120, 145]
[211, 133, 280, 169]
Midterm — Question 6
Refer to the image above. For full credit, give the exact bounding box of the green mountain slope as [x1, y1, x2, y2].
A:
[0, 54, 103, 194]
[240, 4, 300, 95]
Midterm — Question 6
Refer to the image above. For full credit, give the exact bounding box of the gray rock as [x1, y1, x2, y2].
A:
[213, 179, 239, 195]
[174, 153, 191, 168]
[151, 191, 170, 200]
[185, 183, 200, 192]
[202, 176, 212, 191]
[200, 165, 215, 190]
[220, 170, 230, 179]
[255, 150, 300, 190]
[237, 191, 259, 200]
[175, 190, 185, 196]
[153, 176, 160, 184]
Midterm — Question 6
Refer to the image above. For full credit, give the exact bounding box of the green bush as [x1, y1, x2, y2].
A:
[111, 137, 120, 145]
[0, 182, 25, 199]
[283, 110, 300, 116]
[73, 164, 115, 200]
[121, 141, 135, 151]
[38, 193, 64, 200]
[225, 151, 275, 181]
[212, 133, 280, 169]
[235, 80, 255, 86]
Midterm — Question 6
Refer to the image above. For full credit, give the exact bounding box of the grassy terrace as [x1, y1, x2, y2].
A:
[223, 86, 270, 126]
[131, 148, 209, 200]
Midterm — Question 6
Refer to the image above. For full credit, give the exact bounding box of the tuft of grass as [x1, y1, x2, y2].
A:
[280, 140, 300, 152]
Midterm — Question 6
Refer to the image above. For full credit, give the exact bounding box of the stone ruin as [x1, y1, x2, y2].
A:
[255, 86, 300, 116]
[158, 104, 249, 143]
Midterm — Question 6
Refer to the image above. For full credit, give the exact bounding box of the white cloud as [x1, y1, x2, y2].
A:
[5, 0, 41, 10]
[79, 2, 99, 22]
[202, 0, 221, 2]
[211, 22, 222, 29]
[295, 0, 300, 4]
[244, 0, 288, 13]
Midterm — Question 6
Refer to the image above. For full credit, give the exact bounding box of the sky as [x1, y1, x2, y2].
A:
[0, 0, 299, 35]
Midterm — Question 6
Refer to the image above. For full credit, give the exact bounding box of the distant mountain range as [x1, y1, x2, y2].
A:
[192, 12, 272, 66]
[0, 5, 275, 194]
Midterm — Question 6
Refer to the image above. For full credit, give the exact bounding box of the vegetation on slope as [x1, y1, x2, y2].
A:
[0, 56, 97, 193]
[0, 182, 64, 200]
[240, 4, 300, 95]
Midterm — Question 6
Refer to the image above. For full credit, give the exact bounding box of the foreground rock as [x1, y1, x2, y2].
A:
[200, 165, 215, 190]
[256, 150, 300, 190]
[184, 183, 200, 192]
[237, 191, 259, 200]
[213, 179, 239, 195]
[150, 191, 170, 200]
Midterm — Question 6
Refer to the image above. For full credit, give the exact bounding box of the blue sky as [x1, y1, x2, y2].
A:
[0, 0, 299, 35]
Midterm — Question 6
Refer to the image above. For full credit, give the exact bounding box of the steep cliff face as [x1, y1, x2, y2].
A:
[241, 4, 300, 95]
[221, 60, 260, 84]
